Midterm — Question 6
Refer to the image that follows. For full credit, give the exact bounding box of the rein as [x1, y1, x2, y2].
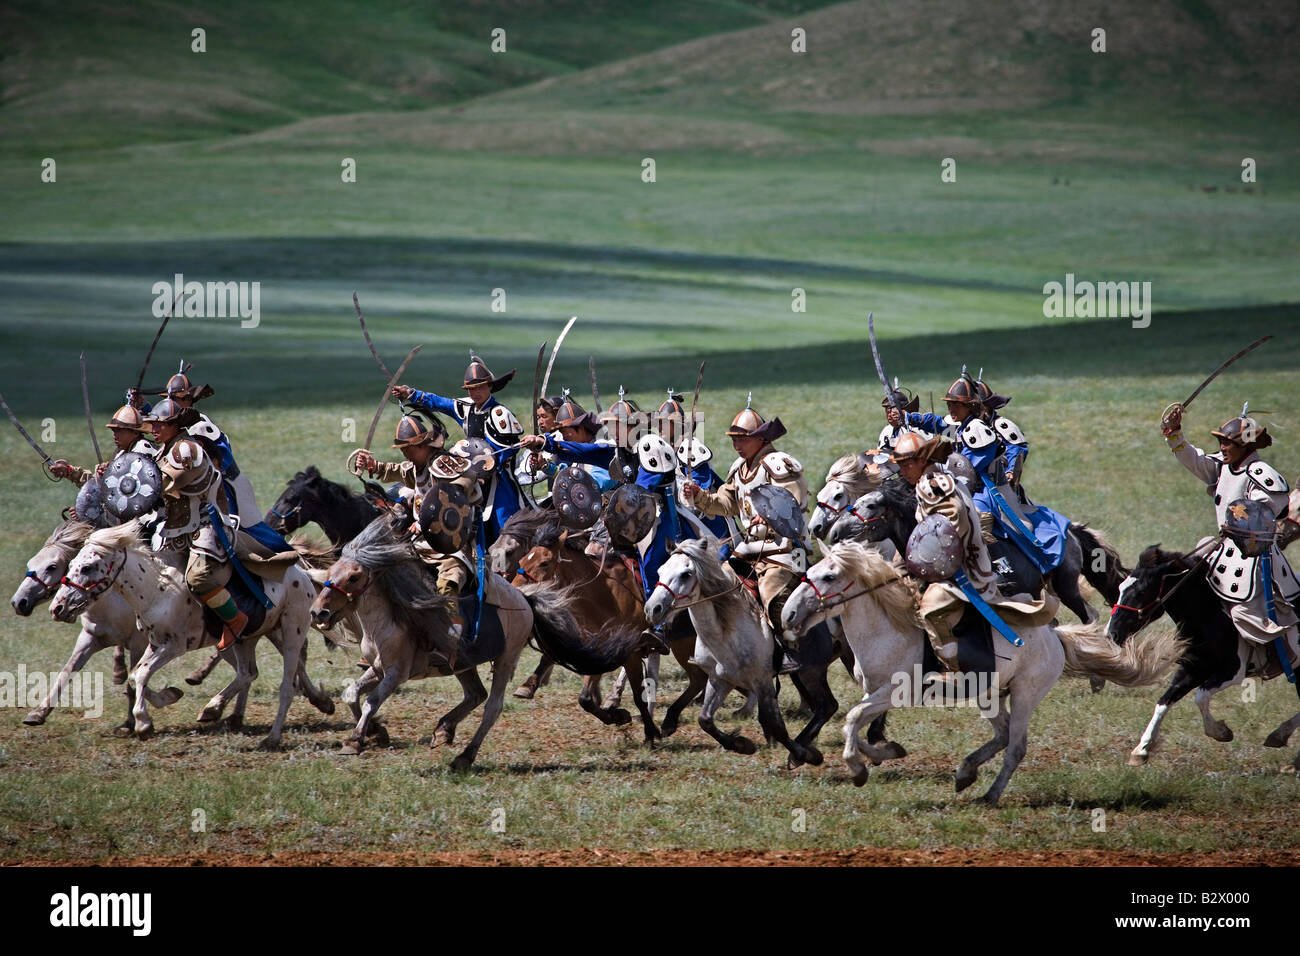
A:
[655, 577, 743, 612]
[60, 550, 127, 600]
[1111, 535, 1222, 632]
[802, 570, 904, 612]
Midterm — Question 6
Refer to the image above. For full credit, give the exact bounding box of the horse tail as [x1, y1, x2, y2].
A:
[1071, 523, 1127, 605]
[520, 582, 649, 675]
[1056, 621, 1185, 687]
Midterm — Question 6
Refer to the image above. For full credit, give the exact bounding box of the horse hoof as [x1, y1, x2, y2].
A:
[609, 708, 632, 726]
[340, 739, 363, 756]
[1127, 751, 1149, 766]
[660, 720, 678, 739]
[22, 712, 45, 726]
[802, 745, 824, 766]
[787, 753, 805, 770]
[852, 767, 870, 787]
[111, 724, 133, 738]
[974, 792, 1000, 807]
[197, 706, 222, 723]
[955, 766, 978, 792]
[135, 726, 155, 741]
[256, 737, 281, 752]
[315, 697, 335, 716]
[157, 687, 184, 707]
[1089, 677, 1106, 694]
[879, 742, 908, 761]
[513, 685, 536, 700]
[449, 755, 473, 773]
[432, 726, 453, 748]
[730, 736, 758, 756]
[1263, 730, 1291, 748]
[226, 715, 243, 732]
[1208, 724, 1233, 743]
[184, 672, 205, 687]
[368, 724, 390, 748]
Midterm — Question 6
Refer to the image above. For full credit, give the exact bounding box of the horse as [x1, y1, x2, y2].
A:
[1107, 545, 1300, 771]
[513, 525, 707, 743]
[489, 508, 566, 699]
[264, 465, 382, 545]
[808, 452, 889, 542]
[49, 520, 334, 747]
[645, 540, 839, 768]
[783, 541, 1183, 804]
[825, 477, 1128, 624]
[309, 511, 573, 770]
[10, 518, 182, 731]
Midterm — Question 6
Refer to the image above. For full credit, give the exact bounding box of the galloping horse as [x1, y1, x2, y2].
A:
[784, 541, 1183, 803]
[1109, 545, 1300, 771]
[808, 452, 889, 543]
[513, 525, 706, 744]
[489, 508, 565, 699]
[264, 465, 383, 546]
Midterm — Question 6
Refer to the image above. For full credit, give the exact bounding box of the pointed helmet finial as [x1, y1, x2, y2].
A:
[977, 367, 984, 383]
[618, 385, 625, 400]
[1242, 401, 1250, 417]
[745, 391, 753, 409]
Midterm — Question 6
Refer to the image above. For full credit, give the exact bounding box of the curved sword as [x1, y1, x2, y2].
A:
[1163, 335, 1272, 426]
[364, 345, 422, 451]
[353, 291, 393, 380]
[80, 352, 103, 465]
[541, 316, 577, 399]
[868, 312, 902, 413]
[589, 356, 603, 416]
[135, 289, 183, 393]
[682, 360, 706, 476]
[0, 391, 59, 480]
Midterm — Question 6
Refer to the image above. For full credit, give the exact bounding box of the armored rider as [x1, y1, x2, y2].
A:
[50, 404, 159, 487]
[392, 354, 524, 544]
[681, 398, 810, 671]
[1162, 405, 1300, 653]
[877, 383, 924, 455]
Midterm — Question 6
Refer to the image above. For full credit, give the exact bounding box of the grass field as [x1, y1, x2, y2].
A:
[0, 0, 1298, 863]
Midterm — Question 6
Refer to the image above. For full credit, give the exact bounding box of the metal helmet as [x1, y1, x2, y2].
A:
[105, 404, 148, 432]
[748, 484, 807, 542]
[163, 372, 195, 399]
[973, 375, 1011, 411]
[890, 432, 951, 465]
[604, 483, 657, 546]
[552, 466, 603, 529]
[599, 387, 640, 447]
[943, 368, 982, 407]
[555, 399, 599, 435]
[1223, 497, 1277, 557]
[419, 481, 475, 554]
[103, 452, 164, 519]
[1212, 413, 1271, 449]
[905, 514, 965, 582]
[726, 395, 787, 442]
[462, 354, 516, 393]
[654, 390, 686, 440]
[143, 397, 186, 425]
[880, 387, 920, 413]
[393, 412, 447, 450]
[75, 477, 111, 527]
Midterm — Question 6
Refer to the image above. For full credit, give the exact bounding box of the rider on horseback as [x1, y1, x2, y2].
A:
[878, 384, 924, 454]
[681, 397, 809, 673]
[50, 404, 159, 486]
[392, 355, 524, 545]
[1162, 405, 1300, 653]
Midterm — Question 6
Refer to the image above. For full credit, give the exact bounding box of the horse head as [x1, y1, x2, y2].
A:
[311, 556, 371, 630]
[782, 551, 852, 637]
[49, 524, 140, 622]
[13, 519, 93, 616]
[1106, 544, 1190, 645]
[266, 466, 323, 534]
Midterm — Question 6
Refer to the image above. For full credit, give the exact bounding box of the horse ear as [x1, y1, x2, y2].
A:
[665, 537, 677, 553]
[558, 529, 569, 546]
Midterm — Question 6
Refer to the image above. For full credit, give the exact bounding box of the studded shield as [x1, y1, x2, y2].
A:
[419, 481, 475, 554]
[748, 484, 807, 542]
[75, 477, 110, 527]
[605, 483, 657, 546]
[553, 466, 603, 529]
[103, 452, 164, 519]
[944, 452, 976, 487]
[905, 514, 964, 582]
[1223, 497, 1277, 558]
[449, 438, 497, 481]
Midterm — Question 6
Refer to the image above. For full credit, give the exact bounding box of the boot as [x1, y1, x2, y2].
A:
[217, 610, 249, 651]
[772, 632, 802, 675]
[640, 624, 671, 656]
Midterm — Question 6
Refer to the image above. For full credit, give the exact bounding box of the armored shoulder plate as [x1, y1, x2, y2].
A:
[489, 404, 523, 436]
[760, 451, 802, 481]
[1207, 539, 1260, 603]
[187, 415, 222, 443]
[916, 471, 956, 507]
[726, 456, 746, 482]
[960, 419, 998, 450]
[131, 437, 160, 457]
[1247, 461, 1288, 495]
[636, 434, 677, 474]
[676, 436, 712, 468]
[993, 416, 1026, 446]
[877, 424, 893, 449]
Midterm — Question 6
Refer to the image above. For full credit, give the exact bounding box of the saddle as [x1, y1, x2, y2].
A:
[947, 603, 997, 674]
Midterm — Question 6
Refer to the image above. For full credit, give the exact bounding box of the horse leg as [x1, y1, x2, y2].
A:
[1129, 668, 1199, 765]
[662, 648, 707, 739]
[433, 667, 488, 748]
[513, 655, 552, 700]
[624, 655, 661, 746]
[603, 666, 630, 711]
[864, 713, 903, 759]
[342, 664, 406, 755]
[450, 634, 525, 773]
[343, 666, 381, 721]
[1263, 710, 1300, 749]
[579, 674, 632, 726]
[786, 669, 834, 769]
[698, 677, 757, 755]
[184, 646, 224, 686]
[956, 697, 1009, 794]
[978, 669, 1057, 805]
[198, 642, 257, 724]
[842, 686, 904, 785]
[1195, 683, 1237, 743]
[258, 623, 309, 751]
[295, 651, 335, 715]
[130, 641, 181, 739]
[644, 653, 660, 720]
[23, 629, 105, 726]
[754, 677, 821, 767]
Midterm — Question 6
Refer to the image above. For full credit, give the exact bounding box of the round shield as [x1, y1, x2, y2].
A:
[748, 484, 807, 542]
[103, 452, 163, 519]
[604, 483, 657, 546]
[553, 466, 603, 529]
[905, 514, 964, 582]
[944, 452, 976, 487]
[449, 438, 496, 480]
[75, 477, 110, 527]
[419, 481, 475, 554]
[1223, 497, 1277, 557]
[637, 434, 677, 474]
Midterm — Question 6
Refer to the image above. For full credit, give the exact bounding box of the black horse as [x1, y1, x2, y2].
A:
[827, 477, 1127, 623]
[1107, 545, 1300, 771]
[264, 466, 384, 545]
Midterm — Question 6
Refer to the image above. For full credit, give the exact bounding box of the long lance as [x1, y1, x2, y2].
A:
[541, 315, 577, 400]
[867, 312, 902, 414]
[682, 360, 705, 477]
[353, 291, 393, 380]
[79, 352, 103, 465]
[588, 356, 603, 416]
[0, 391, 60, 480]
[134, 289, 183, 395]
[363, 345, 422, 452]
[1162, 335, 1273, 427]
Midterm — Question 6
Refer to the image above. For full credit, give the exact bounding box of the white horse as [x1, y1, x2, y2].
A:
[808, 452, 888, 542]
[309, 512, 572, 771]
[783, 542, 1183, 804]
[50, 520, 333, 747]
[644, 540, 828, 767]
[11, 518, 181, 730]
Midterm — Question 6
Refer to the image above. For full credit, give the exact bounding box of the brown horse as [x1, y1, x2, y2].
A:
[511, 526, 708, 744]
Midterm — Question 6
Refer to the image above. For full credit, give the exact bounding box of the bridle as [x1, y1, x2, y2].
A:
[1110, 536, 1221, 635]
[799, 568, 904, 613]
[59, 549, 127, 601]
[24, 566, 62, 598]
[321, 572, 370, 603]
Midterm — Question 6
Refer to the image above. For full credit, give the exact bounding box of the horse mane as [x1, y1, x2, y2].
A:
[826, 453, 884, 500]
[342, 514, 454, 637]
[828, 541, 924, 633]
[85, 518, 150, 555]
[501, 507, 559, 541]
[43, 518, 96, 561]
[674, 538, 754, 634]
[877, 476, 916, 515]
[289, 531, 339, 570]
